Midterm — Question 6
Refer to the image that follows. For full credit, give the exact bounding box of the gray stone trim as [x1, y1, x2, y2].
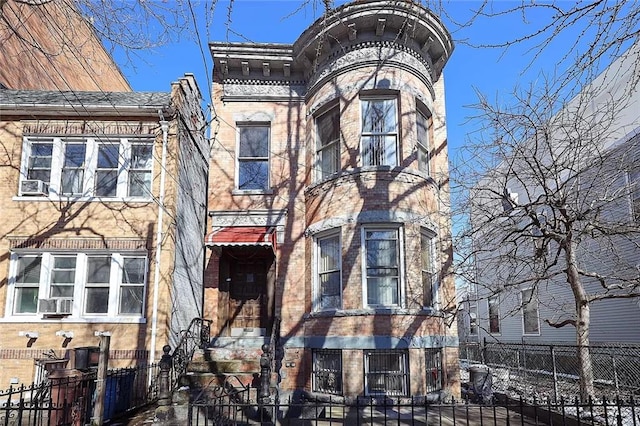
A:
[282, 335, 459, 349]
[307, 41, 434, 99]
[305, 209, 439, 237]
[208, 209, 288, 244]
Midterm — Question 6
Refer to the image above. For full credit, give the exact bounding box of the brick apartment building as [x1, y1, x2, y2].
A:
[0, 77, 207, 386]
[205, 0, 459, 399]
[0, 0, 131, 91]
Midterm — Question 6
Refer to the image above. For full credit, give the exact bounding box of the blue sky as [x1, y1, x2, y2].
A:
[115, 0, 583, 162]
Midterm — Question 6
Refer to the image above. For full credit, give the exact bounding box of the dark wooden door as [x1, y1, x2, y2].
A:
[228, 260, 267, 332]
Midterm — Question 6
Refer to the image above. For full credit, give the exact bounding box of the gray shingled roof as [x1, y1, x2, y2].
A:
[0, 90, 171, 107]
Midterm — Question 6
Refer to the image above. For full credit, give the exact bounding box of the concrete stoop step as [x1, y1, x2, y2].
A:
[155, 340, 272, 424]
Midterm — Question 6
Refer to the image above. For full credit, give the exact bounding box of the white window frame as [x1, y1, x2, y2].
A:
[312, 349, 343, 395]
[425, 347, 443, 393]
[18, 136, 154, 200]
[315, 105, 341, 181]
[360, 97, 398, 167]
[236, 123, 270, 191]
[421, 229, 439, 309]
[361, 225, 404, 308]
[416, 105, 431, 174]
[5, 251, 147, 320]
[488, 294, 501, 334]
[364, 349, 409, 397]
[314, 230, 342, 311]
[521, 287, 541, 336]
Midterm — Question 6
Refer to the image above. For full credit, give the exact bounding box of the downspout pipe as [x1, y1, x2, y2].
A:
[150, 116, 169, 367]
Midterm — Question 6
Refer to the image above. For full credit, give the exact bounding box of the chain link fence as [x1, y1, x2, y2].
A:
[459, 340, 640, 401]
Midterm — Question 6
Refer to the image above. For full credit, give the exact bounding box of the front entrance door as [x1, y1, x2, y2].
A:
[228, 259, 268, 336]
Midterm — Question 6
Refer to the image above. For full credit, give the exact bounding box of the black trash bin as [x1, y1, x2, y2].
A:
[469, 365, 492, 403]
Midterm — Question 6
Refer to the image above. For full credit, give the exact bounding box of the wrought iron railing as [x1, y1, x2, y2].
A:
[171, 317, 212, 381]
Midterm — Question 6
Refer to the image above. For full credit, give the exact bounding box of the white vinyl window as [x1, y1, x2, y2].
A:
[237, 124, 270, 191]
[364, 350, 408, 396]
[312, 349, 342, 395]
[25, 140, 53, 184]
[61, 141, 87, 195]
[521, 288, 540, 335]
[19, 136, 154, 199]
[363, 227, 402, 307]
[7, 252, 147, 318]
[316, 106, 340, 180]
[416, 107, 431, 174]
[361, 98, 398, 166]
[315, 231, 342, 310]
[421, 230, 438, 309]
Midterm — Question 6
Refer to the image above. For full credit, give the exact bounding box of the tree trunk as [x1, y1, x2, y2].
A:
[564, 239, 595, 400]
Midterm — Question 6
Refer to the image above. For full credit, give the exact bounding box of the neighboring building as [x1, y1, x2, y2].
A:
[0, 0, 131, 91]
[205, 0, 458, 399]
[467, 42, 640, 345]
[0, 74, 207, 386]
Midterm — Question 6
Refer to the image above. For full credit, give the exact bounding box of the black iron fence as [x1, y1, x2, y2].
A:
[459, 340, 640, 401]
[0, 363, 159, 425]
[188, 392, 640, 425]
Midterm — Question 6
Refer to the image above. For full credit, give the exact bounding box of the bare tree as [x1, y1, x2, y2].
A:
[454, 40, 640, 399]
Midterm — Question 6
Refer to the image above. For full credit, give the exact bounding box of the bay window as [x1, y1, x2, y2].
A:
[416, 107, 431, 174]
[361, 98, 398, 166]
[363, 227, 401, 307]
[316, 106, 340, 180]
[421, 230, 438, 309]
[315, 231, 342, 310]
[312, 349, 342, 395]
[364, 350, 408, 396]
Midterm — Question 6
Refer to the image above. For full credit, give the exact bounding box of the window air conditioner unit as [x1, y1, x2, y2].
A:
[21, 179, 49, 196]
[39, 298, 73, 315]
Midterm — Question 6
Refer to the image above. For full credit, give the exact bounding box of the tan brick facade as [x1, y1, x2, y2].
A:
[206, 1, 459, 399]
[0, 76, 206, 387]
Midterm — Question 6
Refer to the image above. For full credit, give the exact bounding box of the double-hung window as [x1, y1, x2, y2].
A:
[361, 98, 398, 166]
[312, 349, 342, 395]
[421, 230, 438, 309]
[316, 231, 342, 310]
[26, 140, 53, 184]
[364, 350, 408, 396]
[14, 256, 42, 314]
[129, 142, 154, 197]
[521, 288, 540, 335]
[416, 108, 431, 174]
[61, 141, 87, 195]
[363, 227, 401, 307]
[19, 136, 154, 199]
[85, 256, 111, 314]
[237, 124, 270, 191]
[316, 106, 340, 180]
[8, 252, 147, 318]
[95, 142, 120, 197]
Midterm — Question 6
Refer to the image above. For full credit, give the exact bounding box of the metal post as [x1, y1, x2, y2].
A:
[91, 331, 111, 426]
[550, 345, 558, 402]
[259, 344, 272, 402]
